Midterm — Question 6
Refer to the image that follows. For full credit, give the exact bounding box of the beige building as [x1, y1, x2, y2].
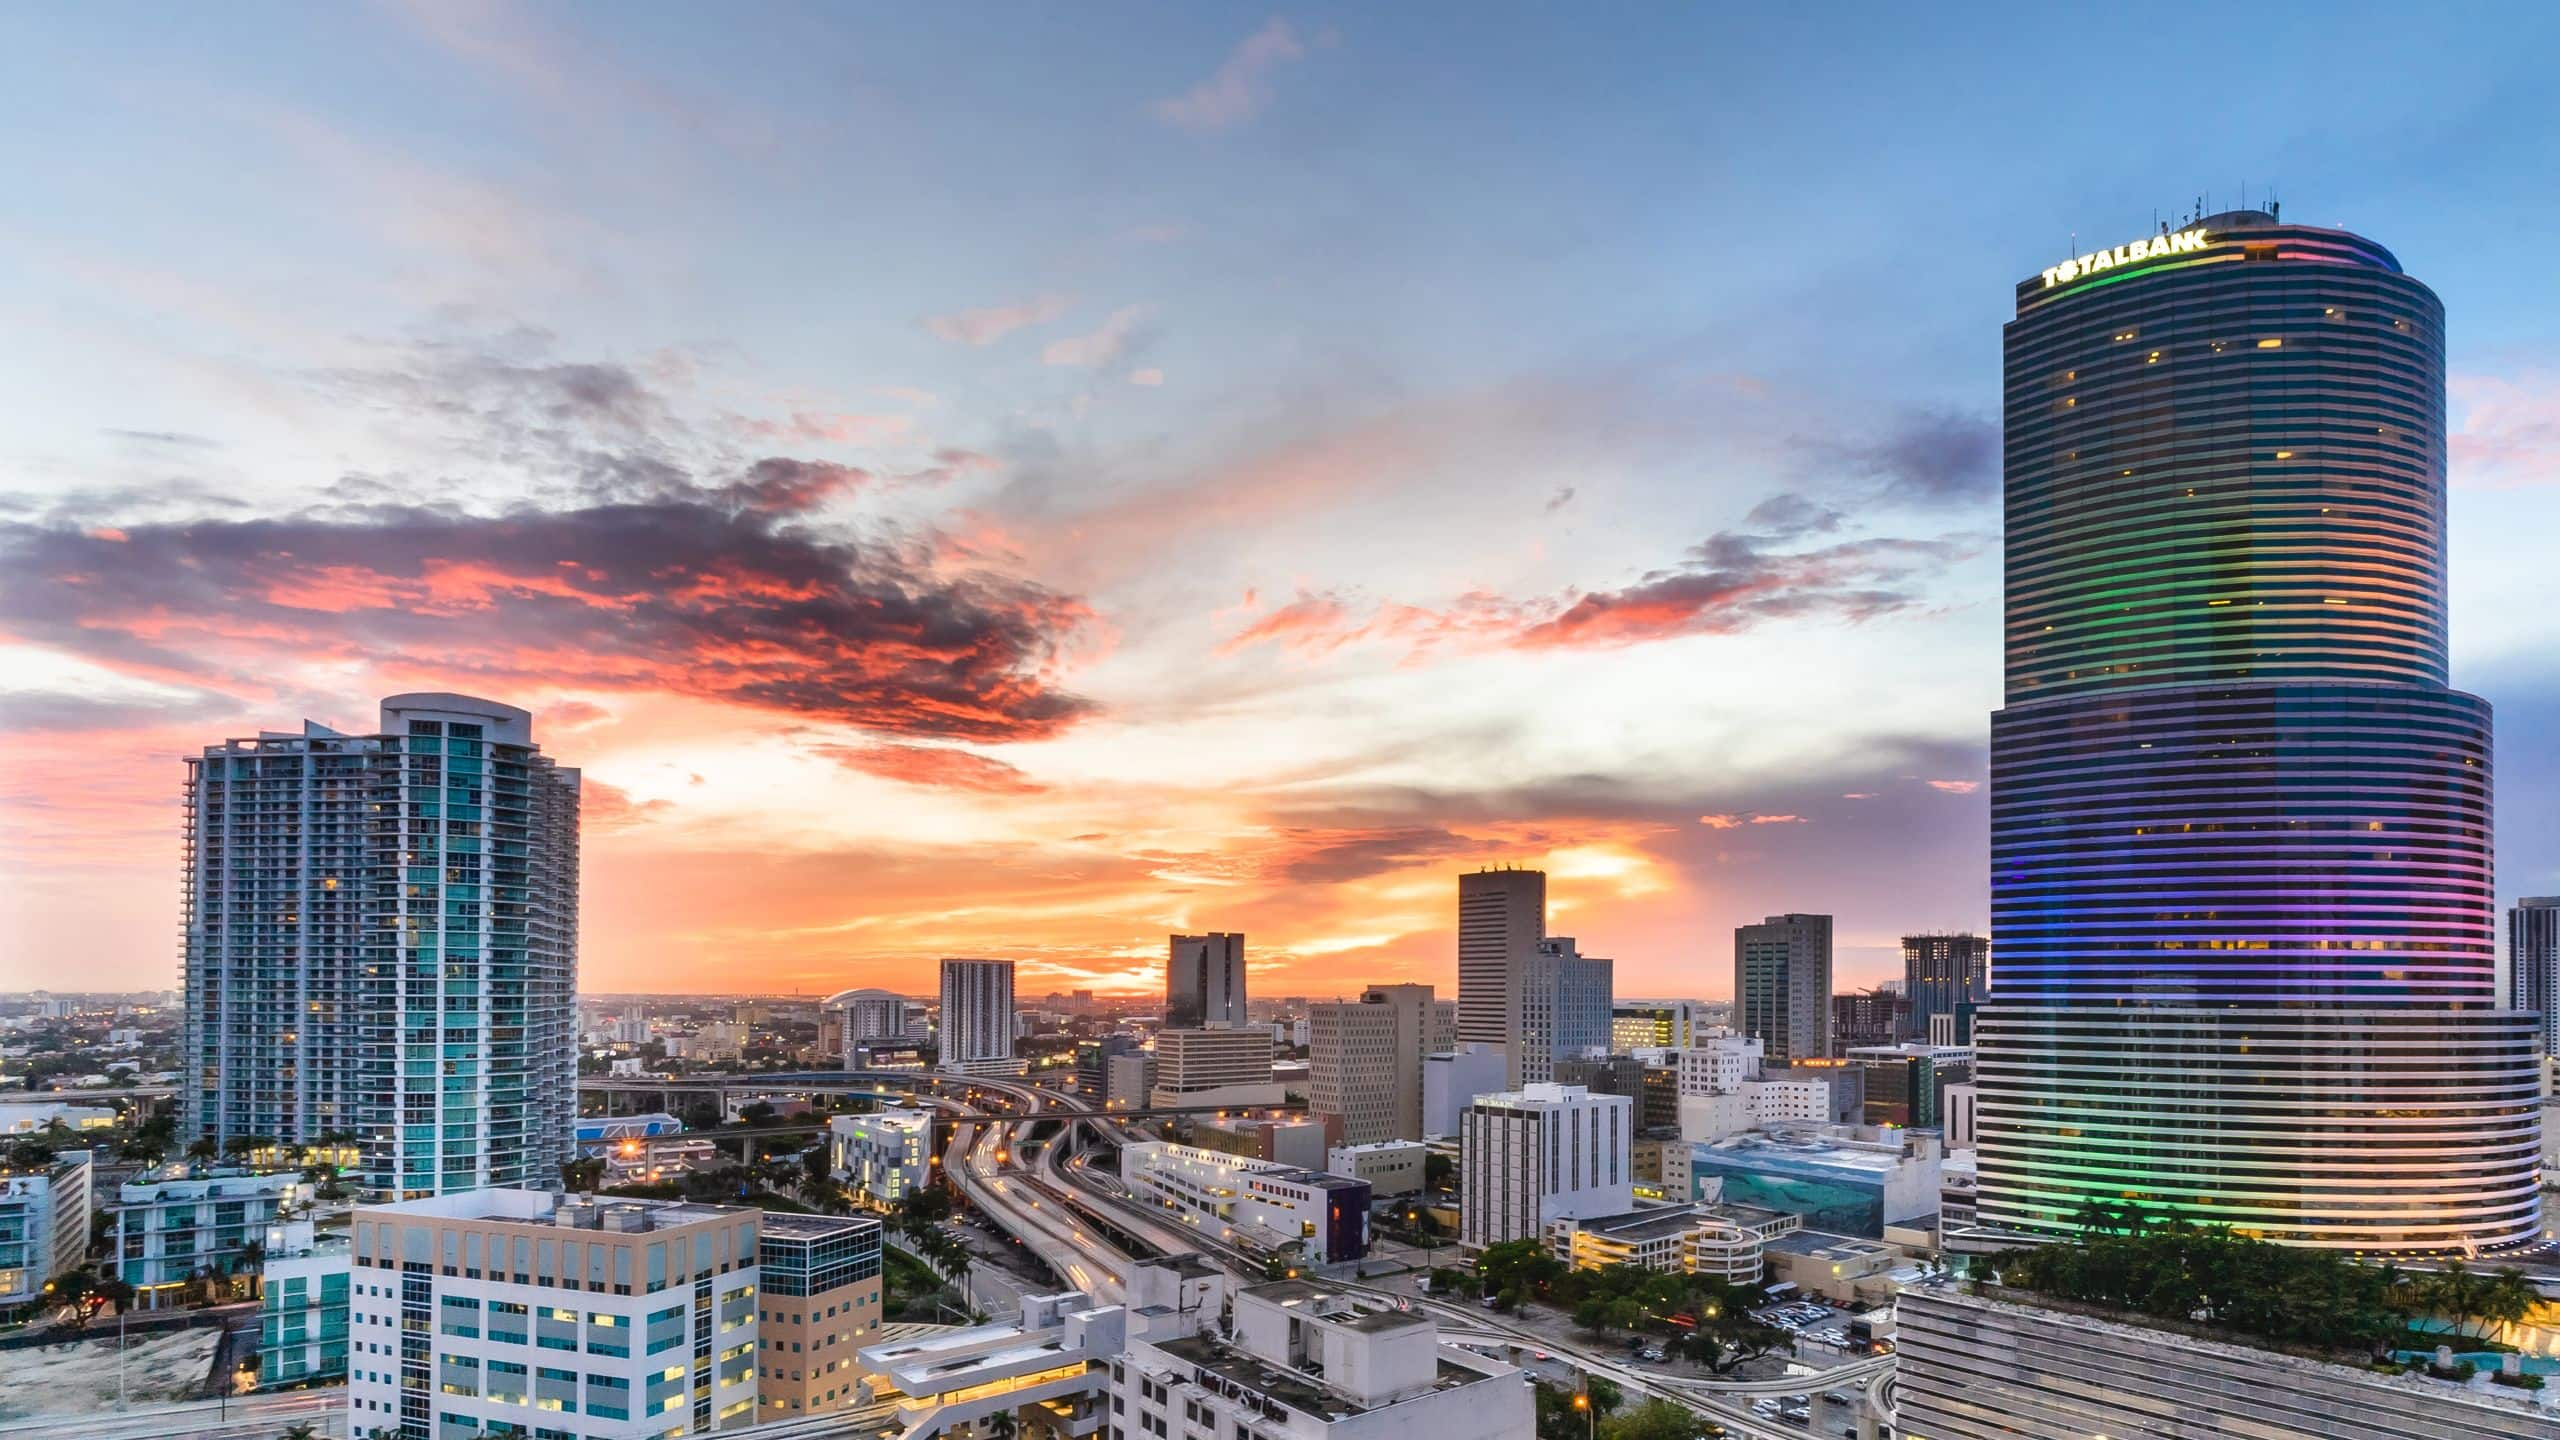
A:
[1309, 984, 1457, 1144]
[1326, 1141, 1428, 1198]
[756, 1212, 885, 1424]
[1150, 1027, 1280, 1107]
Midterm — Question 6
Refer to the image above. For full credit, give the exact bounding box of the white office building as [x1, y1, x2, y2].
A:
[1676, 1078, 1833, 1144]
[1325, 1141, 1428, 1199]
[183, 694, 581, 1199]
[1119, 1141, 1372, 1263]
[347, 1189, 760, 1439]
[1458, 1085, 1633, 1250]
[828, 1108, 935, 1212]
[1422, 1044, 1507, 1140]
[1674, 1029, 1767, 1095]
[938, 958, 1020, 1075]
[1120, 1278, 1533, 1440]
[113, 1166, 313, 1305]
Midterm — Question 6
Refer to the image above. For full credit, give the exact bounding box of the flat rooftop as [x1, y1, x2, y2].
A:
[1763, 1230, 1891, 1259]
[1158, 1333, 1482, 1419]
[762, 1212, 883, 1239]
[1568, 1207, 1704, 1243]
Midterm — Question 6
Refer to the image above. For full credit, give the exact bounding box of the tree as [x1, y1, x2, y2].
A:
[279, 1423, 321, 1440]
[185, 1138, 220, 1162]
[560, 1157, 606, 1193]
[985, 1407, 1020, 1440]
[1424, 1153, 1456, 1191]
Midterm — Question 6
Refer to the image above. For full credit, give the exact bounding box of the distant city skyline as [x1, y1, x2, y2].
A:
[5, 7, 2559, 999]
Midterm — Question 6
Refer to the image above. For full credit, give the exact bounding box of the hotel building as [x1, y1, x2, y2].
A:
[1975, 210, 2543, 1251]
[183, 693, 581, 1199]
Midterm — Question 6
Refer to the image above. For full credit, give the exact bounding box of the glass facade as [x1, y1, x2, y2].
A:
[184, 694, 580, 1200]
[1974, 213, 2542, 1251]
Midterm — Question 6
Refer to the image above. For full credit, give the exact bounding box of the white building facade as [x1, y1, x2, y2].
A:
[829, 1108, 936, 1212]
[1458, 1085, 1632, 1250]
[937, 959, 1020, 1074]
[347, 1190, 760, 1439]
[1119, 1142, 1372, 1262]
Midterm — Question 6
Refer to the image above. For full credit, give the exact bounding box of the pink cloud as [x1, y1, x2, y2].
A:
[1043, 306, 1149, 368]
[1697, 814, 1742, 830]
[1151, 19, 1329, 132]
[1749, 814, 1807, 825]
[926, 294, 1072, 346]
[1925, 779, 1979, 794]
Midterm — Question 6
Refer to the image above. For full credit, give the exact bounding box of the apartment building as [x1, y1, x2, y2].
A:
[829, 1109, 935, 1212]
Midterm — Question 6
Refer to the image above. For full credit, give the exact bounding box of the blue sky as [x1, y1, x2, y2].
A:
[3, 3, 2555, 995]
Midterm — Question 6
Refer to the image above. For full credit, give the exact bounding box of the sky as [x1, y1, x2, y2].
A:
[3, 3, 2558, 1001]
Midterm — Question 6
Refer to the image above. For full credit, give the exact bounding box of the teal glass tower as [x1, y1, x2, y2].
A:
[1973, 212, 2541, 1252]
[182, 693, 580, 1198]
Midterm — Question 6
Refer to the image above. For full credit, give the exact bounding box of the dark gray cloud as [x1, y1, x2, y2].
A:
[1803, 410, 1998, 508]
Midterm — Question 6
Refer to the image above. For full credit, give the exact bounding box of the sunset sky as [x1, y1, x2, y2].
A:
[5, 4, 2559, 999]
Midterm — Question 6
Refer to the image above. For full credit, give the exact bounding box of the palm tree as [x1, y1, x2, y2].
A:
[986, 1408, 1020, 1440]
[279, 1423, 321, 1440]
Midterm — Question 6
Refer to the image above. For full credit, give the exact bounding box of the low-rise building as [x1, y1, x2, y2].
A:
[1689, 1126, 1941, 1238]
[347, 1189, 761, 1439]
[1123, 1278, 1532, 1440]
[0, 1101, 116, 1134]
[1758, 1230, 1904, 1305]
[756, 1212, 885, 1423]
[1673, 1031, 1765, 1095]
[1680, 1206, 1801, 1284]
[1105, 1052, 1158, 1111]
[830, 1108, 936, 1212]
[1194, 1117, 1329, 1172]
[113, 1165, 312, 1306]
[259, 1227, 350, 1388]
[1897, 1281, 2560, 1440]
[1629, 1132, 1692, 1202]
[1676, 1078, 1832, 1143]
[1611, 1000, 1705, 1054]
[858, 1289, 1119, 1440]
[1546, 1206, 1701, 1272]
[0, 1150, 93, 1312]
[1120, 1141, 1371, 1263]
[1325, 1141, 1427, 1198]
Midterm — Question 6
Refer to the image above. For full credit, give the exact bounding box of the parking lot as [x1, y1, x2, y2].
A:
[1749, 1300, 1859, 1354]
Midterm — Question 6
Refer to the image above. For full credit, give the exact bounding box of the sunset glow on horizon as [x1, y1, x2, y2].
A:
[5, 6, 2558, 999]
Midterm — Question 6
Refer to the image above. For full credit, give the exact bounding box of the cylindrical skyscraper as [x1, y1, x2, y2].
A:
[1973, 210, 2542, 1252]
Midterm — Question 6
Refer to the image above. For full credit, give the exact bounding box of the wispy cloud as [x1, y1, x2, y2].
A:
[926, 294, 1074, 346]
[1152, 19, 1330, 132]
[1043, 306, 1150, 368]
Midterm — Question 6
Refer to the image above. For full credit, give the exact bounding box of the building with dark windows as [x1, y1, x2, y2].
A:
[1166, 932, 1247, 1030]
[1901, 933, 1987, 1039]
[1829, 988, 1910, 1054]
[2514, 898, 2560, 1056]
[183, 694, 580, 1200]
[1733, 914, 1832, 1063]
[1972, 210, 2542, 1253]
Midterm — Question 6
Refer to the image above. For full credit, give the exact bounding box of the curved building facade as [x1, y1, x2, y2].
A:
[1974, 211, 2542, 1252]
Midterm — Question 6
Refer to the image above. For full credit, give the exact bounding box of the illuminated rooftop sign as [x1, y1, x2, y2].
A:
[2039, 227, 2209, 288]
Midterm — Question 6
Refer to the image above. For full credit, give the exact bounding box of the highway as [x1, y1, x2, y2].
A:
[938, 1074, 1891, 1440]
[0, 1388, 344, 1440]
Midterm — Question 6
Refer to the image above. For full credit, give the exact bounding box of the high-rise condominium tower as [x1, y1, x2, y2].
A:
[1976, 211, 2540, 1251]
[1166, 932, 1246, 1029]
[1902, 933, 1987, 1039]
[2514, 899, 2560, 1057]
[1732, 914, 1831, 1063]
[183, 693, 579, 1200]
[1457, 868, 1546, 1082]
[936, 958, 1017, 1072]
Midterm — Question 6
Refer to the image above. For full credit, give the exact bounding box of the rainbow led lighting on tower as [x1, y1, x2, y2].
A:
[1971, 208, 2542, 1253]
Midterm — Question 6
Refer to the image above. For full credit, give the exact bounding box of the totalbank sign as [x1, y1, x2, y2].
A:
[2040, 227, 2210, 288]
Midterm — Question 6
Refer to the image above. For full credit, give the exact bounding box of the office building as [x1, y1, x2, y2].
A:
[1673, 1030, 1765, 1094]
[0, 1102, 115, 1135]
[1895, 1282, 2560, 1440]
[1167, 932, 1248, 1030]
[1733, 914, 1832, 1063]
[1676, 1078, 1832, 1144]
[936, 958, 1019, 1075]
[1456, 868, 1545, 1073]
[1902, 933, 1988, 1039]
[113, 1166, 312, 1305]
[1121, 1277, 1533, 1440]
[2516, 898, 2560, 1056]
[1421, 1044, 1506, 1140]
[1828, 988, 1909, 1053]
[1977, 211, 2542, 1251]
[347, 1189, 760, 1439]
[1150, 1027, 1280, 1107]
[1074, 1033, 1143, 1101]
[1192, 1117, 1330, 1171]
[1309, 984, 1454, 1144]
[184, 693, 581, 1199]
[259, 1227, 351, 1387]
[1846, 1042, 1975, 1130]
[1458, 1084, 1632, 1249]
[1610, 999, 1704, 1053]
[755, 1212, 884, 1423]
[1120, 1142, 1371, 1262]
[828, 1109, 935, 1212]
[0, 1150, 92, 1312]
[1541, 937, 1614, 1073]
[1326, 1141, 1428, 1199]
[1629, 1133, 1693, 1203]
[1941, 1082, 1979, 1150]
